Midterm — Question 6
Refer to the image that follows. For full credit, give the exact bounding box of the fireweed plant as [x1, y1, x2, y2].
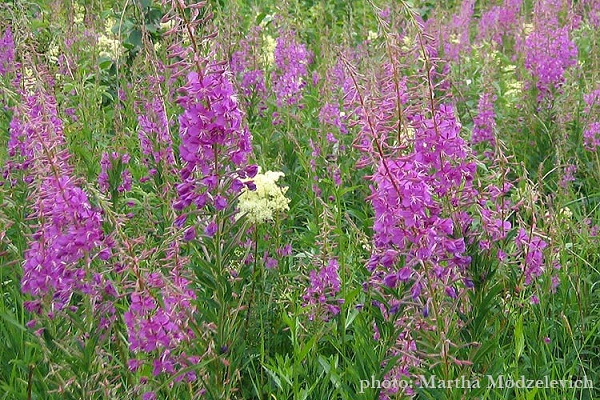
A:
[1, 0, 600, 399]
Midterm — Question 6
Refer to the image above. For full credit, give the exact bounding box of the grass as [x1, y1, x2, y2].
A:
[1, 0, 600, 399]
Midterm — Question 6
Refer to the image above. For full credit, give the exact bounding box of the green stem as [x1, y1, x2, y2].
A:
[244, 226, 260, 341]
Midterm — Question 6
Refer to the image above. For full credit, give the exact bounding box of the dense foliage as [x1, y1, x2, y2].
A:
[1, 0, 599, 399]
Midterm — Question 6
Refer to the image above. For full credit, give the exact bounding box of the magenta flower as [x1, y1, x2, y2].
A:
[515, 228, 548, 285]
[175, 65, 254, 216]
[477, 0, 523, 45]
[471, 92, 497, 149]
[11, 91, 111, 316]
[98, 152, 132, 195]
[142, 391, 156, 400]
[368, 105, 476, 290]
[303, 259, 343, 320]
[124, 274, 197, 379]
[0, 27, 16, 76]
[522, 0, 578, 101]
[583, 87, 600, 150]
[138, 96, 175, 167]
[229, 25, 267, 108]
[271, 29, 313, 107]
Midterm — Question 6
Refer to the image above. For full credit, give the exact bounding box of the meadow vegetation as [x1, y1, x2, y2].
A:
[1, 0, 599, 399]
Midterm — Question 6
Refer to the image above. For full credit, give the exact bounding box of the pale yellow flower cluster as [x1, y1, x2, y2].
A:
[98, 36, 121, 59]
[505, 79, 524, 100]
[401, 34, 413, 52]
[449, 33, 461, 44]
[98, 24, 123, 59]
[558, 207, 573, 221]
[160, 19, 176, 32]
[98, 19, 122, 59]
[74, 4, 85, 24]
[263, 35, 276, 66]
[523, 23, 534, 36]
[237, 168, 290, 224]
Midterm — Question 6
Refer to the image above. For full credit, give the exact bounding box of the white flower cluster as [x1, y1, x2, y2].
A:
[262, 35, 276, 66]
[98, 20, 122, 60]
[237, 168, 290, 224]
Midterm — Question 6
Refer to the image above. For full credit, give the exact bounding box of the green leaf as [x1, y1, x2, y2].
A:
[297, 334, 317, 363]
[526, 387, 539, 400]
[0, 310, 26, 333]
[255, 12, 267, 25]
[264, 366, 283, 390]
[125, 29, 142, 50]
[145, 23, 157, 34]
[515, 315, 524, 360]
[345, 307, 359, 330]
[98, 56, 113, 70]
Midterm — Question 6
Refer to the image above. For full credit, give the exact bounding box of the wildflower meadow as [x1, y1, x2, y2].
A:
[1, 0, 599, 399]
